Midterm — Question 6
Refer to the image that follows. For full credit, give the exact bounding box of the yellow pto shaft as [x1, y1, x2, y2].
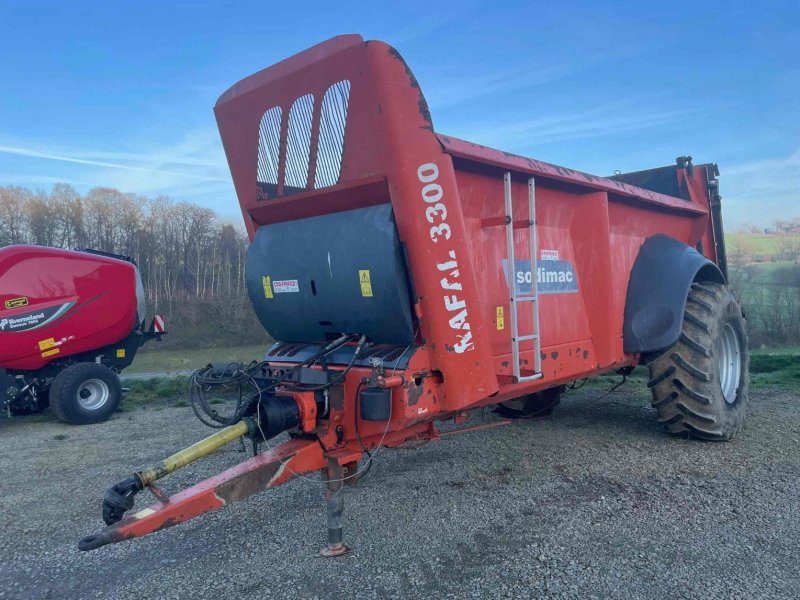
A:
[135, 419, 252, 487]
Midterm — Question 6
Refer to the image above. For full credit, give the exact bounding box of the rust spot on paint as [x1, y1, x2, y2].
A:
[215, 459, 287, 504]
[541, 352, 547, 361]
[387, 46, 433, 127]
[329, 387, 345, 411]
[583, 350, 589, 360]
[550, 352, 559, 360]
[501, 361, 509, 367]
[407, 381, 424, 406]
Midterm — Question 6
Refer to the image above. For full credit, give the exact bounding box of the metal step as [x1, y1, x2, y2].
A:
[514, 334, 538, 342]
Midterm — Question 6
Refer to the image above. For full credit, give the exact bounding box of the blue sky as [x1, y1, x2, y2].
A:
[0, 1, 797, 229]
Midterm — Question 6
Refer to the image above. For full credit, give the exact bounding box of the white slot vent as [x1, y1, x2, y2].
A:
[256, 106, 282, 199]
[284, 93, 315, 193]
[314, 80, 350, 189]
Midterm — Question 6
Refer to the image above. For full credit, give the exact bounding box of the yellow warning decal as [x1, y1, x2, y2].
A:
[5, 296, 29, 310]
[38, 338, 56, 351]
[496, 306, 505, 330]
[116, 349, 126, 358]
[41, 348, 60, 358]
[262, 275, 273, 299]
[359, 270, 373, 297]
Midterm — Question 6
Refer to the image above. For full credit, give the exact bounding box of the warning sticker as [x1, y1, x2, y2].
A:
[4, 296, 28, 310]
[273, 279, 299, 294]
[262, 276, 273, 299]
[116, 349, 126, 358]
[496, 306, 505, 330]
[38, 338, 56, 351]
[41, 348, 60, 358]
[359, 270, 373, 297]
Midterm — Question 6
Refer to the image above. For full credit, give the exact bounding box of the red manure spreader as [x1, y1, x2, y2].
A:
[80, 35, 747, 555]
[0, 246, 165, 424]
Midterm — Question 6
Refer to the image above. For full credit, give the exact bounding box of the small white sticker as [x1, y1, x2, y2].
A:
[540, 249, 559, 261]
[273, 279, 299, 293]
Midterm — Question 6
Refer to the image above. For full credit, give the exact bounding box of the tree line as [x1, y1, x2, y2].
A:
[0, 184, 249, 308]
[0, 184, 267, 348]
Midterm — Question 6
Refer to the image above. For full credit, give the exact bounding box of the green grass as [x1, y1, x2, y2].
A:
[127, 344, 269, 374]
[120, 375, 190, 410]
[726, 233, 791, 255]
[749, 349, 800, 388]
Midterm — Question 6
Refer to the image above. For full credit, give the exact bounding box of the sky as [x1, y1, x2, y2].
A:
[0, 1, 797, 230]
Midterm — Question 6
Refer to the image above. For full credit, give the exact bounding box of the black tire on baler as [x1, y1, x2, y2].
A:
[49, 363, 122, 425]
[494, 385, 564, 419]
[648, 282, 749, 440]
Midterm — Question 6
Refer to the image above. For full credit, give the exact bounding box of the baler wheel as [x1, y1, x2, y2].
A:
[494, 386, 564, 419]
[648, 282, 749, 440]
[49, 363, 122, 425]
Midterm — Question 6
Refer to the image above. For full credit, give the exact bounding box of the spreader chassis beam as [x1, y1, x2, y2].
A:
[79, 438, 324, 551]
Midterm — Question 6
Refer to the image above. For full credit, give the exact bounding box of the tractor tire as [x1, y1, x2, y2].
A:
[648, 282, 748, 440]
[49, 363, 122, 425]
[494, 385, 564, 419]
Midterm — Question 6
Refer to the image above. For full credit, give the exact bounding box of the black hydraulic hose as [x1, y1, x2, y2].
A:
[189, 334, 359, 428]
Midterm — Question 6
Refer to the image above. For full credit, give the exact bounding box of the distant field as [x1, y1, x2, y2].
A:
[127, 343, 270, 374]
[727, 233, 800, 257]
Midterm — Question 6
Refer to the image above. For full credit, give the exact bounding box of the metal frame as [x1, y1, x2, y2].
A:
[503, 172, 543, 383]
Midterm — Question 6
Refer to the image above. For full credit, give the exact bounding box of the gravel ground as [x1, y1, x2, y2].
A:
[1, 381, 799, 600]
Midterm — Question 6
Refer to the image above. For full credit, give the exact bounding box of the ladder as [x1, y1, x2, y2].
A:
[504, 172, 543, 383]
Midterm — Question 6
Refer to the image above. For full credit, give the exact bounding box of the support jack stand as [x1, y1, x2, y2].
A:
[319, 459, 349, 557]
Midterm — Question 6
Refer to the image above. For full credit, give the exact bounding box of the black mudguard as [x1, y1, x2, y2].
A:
[623, 234, 724, 354]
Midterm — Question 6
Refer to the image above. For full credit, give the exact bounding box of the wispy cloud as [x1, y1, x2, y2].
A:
[0, 141, 226, 182]
[453, 99, 692, 150]
[721, 148, 800, 228]
[425, 63, 570, 111]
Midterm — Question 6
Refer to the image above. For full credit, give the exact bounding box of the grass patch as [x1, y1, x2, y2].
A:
[749, 350, 800, 388]
[126, 344, 268, 375]
[121, 375, 190, 410]
[726, 233, 800, 256]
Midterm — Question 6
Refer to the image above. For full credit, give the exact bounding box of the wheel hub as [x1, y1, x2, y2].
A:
[77, 378, 110, 411]
[718, 322, 742, 404]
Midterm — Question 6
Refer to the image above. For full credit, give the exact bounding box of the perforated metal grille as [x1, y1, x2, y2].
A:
[256, 106, 282, 199]
[314, 80, 350, 189]
[255, 80, 350, 200]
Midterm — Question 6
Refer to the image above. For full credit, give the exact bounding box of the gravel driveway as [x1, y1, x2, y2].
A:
[1, 380, 799, 599]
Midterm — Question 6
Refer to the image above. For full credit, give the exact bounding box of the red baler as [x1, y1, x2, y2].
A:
[81, 35, 747, 555]
[0, 245, 165, 424]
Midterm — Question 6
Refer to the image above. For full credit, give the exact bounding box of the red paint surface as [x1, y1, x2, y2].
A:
[0, 245, 138, 370]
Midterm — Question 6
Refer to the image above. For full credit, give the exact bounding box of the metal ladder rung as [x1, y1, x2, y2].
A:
[514, 296, 537, 303]
[517, 372, 544, 382]
[514, 334, 538, 342]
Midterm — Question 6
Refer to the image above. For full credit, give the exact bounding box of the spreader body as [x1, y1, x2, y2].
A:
[214, 34, 725, 421]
